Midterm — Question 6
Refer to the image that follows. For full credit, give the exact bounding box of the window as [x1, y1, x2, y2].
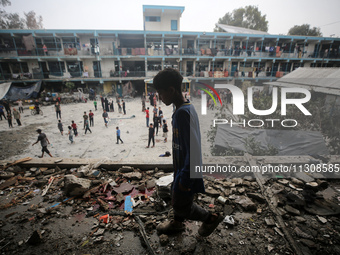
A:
[48, 61, 66, 76]
[145, 16, 160, 22]
[171, 20, 178, 31]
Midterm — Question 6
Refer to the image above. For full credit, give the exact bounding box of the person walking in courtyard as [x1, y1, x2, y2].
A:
[34, 99, 40, 114]
[122, 100, 126, 115]
[0, 103, 6, 120]
[158, 107, 163, 127]
[162, 119, 168, 143]
[117, 101, 122, 113]
[146, 123, 155, 148]
[145, 107, 150, 127]
[7, 111, 13, 128]
[32, 129, 53, 158]
[68, 126, 74, 144]
[94, 99, 97, 111]
[116, 126, 124, 144]
[153, 113, 160, 136]
[57, 119, 63, 135]
[84, 119, 92, 134]
[153, 68, 223, 237]
[71, 120, 78, 137]
[12, 108, 21, 126]
[102, 110, 109, 127]
[89, 110, 94, 127]
[17, 99, 24, 113]
[83, 111, 88, 129]
[55, 101, 61, 119]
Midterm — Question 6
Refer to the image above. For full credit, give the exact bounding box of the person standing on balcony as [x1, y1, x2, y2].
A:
[43, 44, 48, 55]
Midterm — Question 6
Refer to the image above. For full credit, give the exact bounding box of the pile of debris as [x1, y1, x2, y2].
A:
[0, 160, 339, 254]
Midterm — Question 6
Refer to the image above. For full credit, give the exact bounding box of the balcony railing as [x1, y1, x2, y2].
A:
[1, 46, 339, 59]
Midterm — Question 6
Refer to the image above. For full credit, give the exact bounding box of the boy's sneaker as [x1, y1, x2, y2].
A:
[156, 220, 185, 235]
[198, 213, 224, 237]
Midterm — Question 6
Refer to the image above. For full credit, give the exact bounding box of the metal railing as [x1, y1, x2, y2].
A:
[0, 69, 295, 81]
[1, 46, 339, 59]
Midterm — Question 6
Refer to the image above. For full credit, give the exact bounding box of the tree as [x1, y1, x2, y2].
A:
[214, 6, 268, 32]
[24, 11, 43, 29]
[288, 24, 322, 36]
[0, 0, 43, 29]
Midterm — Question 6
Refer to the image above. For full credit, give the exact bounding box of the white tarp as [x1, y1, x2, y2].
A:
[0, 82, 12, 100]
[214, 125, 329, 156]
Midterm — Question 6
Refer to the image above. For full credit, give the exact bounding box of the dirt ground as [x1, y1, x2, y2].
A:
[0, 97, 180, 163]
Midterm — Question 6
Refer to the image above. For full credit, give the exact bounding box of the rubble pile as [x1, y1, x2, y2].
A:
[0, 162, 339, 254]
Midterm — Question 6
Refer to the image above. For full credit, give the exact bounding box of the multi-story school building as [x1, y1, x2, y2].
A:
[0, 5, 339, 96]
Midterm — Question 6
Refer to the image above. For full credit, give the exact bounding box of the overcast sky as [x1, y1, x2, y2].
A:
[5, 0, 340, 37]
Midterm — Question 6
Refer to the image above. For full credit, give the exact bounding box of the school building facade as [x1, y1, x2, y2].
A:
[0, 5, 339, 95]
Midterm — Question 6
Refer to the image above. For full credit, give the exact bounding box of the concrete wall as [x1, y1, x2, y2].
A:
[145, 12, 180, 31]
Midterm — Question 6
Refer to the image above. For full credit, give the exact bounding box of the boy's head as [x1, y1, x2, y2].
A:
[58, 120, 61, 123]
[150, 123, 153, 127]
[90, 110, 92, 112]
[153, 68, 183, 106]
[84, 111, 86, 114]
[116, 126, 119, 130]
[147, 107, 149, 110]
[68, 126, 72, 130]
[72, 120, 74, 123]
[163, 119, 166, 123]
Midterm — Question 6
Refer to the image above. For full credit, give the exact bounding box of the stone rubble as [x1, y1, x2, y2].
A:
[0, 163, 339, 254]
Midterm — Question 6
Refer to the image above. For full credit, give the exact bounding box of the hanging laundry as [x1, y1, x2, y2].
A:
[22, 35, 36, 51]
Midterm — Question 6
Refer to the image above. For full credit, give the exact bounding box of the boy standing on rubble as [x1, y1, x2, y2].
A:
[153, 68, 223, 237]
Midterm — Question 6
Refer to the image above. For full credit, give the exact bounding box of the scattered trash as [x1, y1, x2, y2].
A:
[223, 215, 235, 225]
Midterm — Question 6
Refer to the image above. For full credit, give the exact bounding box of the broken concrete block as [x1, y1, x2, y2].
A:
[146, 180, 156, 189]
[63, 175, 92, 196]
[248, 193, 266, 204]
[205, 187, 220, 197]
[265, 217, 275, 226]
[118, 166, 134, 173]
[294, 227, 313, 239]
[156, 174, 173, 187]
[235, 196, 256, 211]
[116, 193, 125, 203]
[112, 182, 134, 194]
[284, 205, 301, 215]
[231, 178, 243, 186]
[122, 172, 142, 180]
[317, 215, 327, 224]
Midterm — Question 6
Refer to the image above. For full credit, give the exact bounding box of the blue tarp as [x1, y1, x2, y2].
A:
[1, 81, 41, 101]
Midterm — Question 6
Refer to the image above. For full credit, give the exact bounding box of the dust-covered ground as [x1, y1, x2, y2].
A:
[0, 98, 178, 163]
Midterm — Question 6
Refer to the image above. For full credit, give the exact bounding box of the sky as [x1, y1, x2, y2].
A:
[5, 0, 340, 37]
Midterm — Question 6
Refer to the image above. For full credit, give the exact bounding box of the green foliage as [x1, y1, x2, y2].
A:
[214, 5, 268, 32]
[288, 24, 322, 36]
[0, 0, 43, 29]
